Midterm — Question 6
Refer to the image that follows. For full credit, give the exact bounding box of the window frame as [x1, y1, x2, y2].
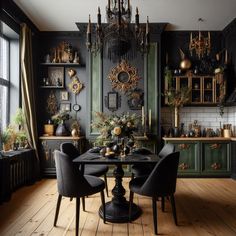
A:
[0, 34, 10, 131]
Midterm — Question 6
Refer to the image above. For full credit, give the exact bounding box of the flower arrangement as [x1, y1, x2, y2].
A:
[51, 111, 71, 125]
[91, 112, 140, 143]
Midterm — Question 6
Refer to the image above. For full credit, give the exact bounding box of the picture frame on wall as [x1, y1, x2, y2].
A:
[105, 91, 121, 112]
[60, 103, 71, 112]
[60, 91, 69, 101]
[48, 67, 64, 88]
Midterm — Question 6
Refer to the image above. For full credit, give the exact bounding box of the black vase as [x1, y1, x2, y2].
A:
[55, 122, 70, 136]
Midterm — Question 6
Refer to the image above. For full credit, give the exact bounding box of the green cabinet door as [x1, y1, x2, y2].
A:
[202, 142, 231, 175]
[170, 141, 200, 175]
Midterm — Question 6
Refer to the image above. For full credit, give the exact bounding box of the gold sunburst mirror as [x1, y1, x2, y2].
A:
[108, 60, 140, 93]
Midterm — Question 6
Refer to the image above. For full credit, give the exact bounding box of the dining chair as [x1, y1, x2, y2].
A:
[129, 151, 180, 235]
[131, 143, 175, 178]
[54, 150, 106, 236]
[60, 142, 109, 199]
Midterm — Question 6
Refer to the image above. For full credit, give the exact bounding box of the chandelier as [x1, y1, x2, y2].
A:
[189, 18, 211, 59]
[86, 0, 150, 62]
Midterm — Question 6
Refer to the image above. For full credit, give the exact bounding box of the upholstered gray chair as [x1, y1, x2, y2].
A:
[129, 151, 180, 235]
[54, 150, 106, 236]
[60, 142, 109, 198]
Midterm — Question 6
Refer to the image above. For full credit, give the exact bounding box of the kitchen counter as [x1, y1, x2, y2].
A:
[163, 137, 232, 141]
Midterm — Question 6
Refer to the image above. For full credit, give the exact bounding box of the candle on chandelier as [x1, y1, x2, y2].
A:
[149, 109, 151, 130]
[97, 7, 101, 25]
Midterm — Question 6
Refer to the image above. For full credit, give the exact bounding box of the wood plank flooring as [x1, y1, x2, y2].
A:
[0, 178, 236, 236]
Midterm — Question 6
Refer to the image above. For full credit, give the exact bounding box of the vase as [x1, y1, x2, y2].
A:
[55, 122, 70, 136]
[71, 128, 79, 137]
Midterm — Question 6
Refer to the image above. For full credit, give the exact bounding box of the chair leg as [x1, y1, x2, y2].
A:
[82, 197, 85, 212]
[129, 191, 134, 222]
[152, 197, 158, 235]
[76, 197, 80, 236]
[104, 174, 109, 197]
[131, 172, 134, 179]
[161, 196, 165, 212]
[100, 190, 106, 223]
[70, 197, 73, 201]
[170, 194, 178, 225]
[54, 194, 62, 226]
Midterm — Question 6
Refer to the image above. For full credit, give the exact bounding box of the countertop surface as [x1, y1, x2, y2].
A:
[163, 137, 234, 141]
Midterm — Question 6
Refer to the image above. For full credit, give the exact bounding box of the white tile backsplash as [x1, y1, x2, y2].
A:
[161, 106, 236, 136]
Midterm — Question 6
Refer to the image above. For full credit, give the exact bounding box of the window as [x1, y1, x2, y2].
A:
[0, 35, 10, 132]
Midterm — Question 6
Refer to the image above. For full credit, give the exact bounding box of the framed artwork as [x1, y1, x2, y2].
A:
[48, 67, 64, 88]
[61, 91, 69, 101]
[60, 103, 71, 112]
[127, 88, 144, 110]
[105, 92, 121, 112]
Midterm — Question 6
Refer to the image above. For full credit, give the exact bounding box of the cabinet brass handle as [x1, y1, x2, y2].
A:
[211, 162, 221, 170]
[179, 163, 189, 170]
[209, 144, 221, 149]
[178, 144, 190, 150]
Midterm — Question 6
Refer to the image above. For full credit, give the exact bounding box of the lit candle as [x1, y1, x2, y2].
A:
[149, 109, 151, 129]
[208, 31, 211, 42]
[141, 106, 144, 126]
[190, 32, 193, 42]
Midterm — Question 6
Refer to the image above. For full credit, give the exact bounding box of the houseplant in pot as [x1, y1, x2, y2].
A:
[51, 111, 71, 136]
[164, 86, 191, 136]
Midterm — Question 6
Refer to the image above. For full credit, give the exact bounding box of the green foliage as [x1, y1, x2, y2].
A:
[0, 130, 10, 144]
[13, 108, 25, 128]
[51, 111, 71, 125]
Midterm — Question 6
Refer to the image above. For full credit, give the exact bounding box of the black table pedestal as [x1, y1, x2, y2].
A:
[99, 163, 141, 223]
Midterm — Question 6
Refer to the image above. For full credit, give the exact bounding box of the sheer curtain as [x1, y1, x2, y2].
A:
[20, 23, 39, 162]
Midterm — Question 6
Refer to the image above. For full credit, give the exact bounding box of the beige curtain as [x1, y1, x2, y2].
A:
[20, 23, 39, 160]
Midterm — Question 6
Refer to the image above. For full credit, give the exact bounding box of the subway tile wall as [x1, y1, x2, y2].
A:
[161, 106, 236, 136]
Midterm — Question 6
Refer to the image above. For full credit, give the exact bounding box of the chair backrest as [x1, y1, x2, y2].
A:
[60, 142, 80, 159]
[158, 143, 175, 158]
[140, 151, 180, 197]
[54, 150, 91, 198]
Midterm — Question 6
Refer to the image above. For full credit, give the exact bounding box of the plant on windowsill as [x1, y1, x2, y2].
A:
[0, 130, 10, 152]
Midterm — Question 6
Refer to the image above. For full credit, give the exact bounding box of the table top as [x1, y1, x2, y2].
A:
[73, 151, 160, 165]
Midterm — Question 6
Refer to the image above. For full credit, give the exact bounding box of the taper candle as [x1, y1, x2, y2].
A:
[141, 106, 144, 126]
[149, 109, 151, 129]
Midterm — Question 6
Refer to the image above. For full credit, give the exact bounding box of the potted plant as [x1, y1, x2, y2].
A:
[51, 111, 71, 136]
[1, 130, 10, 151]
[164, 86, 191, 136]
[13, 108, 25, 131]
[70, 120, 81, 137]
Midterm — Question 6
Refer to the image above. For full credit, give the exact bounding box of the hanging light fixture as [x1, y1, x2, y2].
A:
[85, 0, 150, 62]
[189, 18, 211, 59]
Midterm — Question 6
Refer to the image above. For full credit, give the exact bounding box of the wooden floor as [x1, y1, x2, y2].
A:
[0, 178, 236, 236]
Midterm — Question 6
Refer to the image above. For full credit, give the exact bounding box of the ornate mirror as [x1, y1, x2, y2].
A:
[108, 60, 140, 93]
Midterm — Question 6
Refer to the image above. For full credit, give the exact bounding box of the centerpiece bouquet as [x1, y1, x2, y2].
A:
[91, 112, 140, 144]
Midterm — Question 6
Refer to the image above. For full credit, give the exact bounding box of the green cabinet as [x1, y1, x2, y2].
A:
[202, 142, 231, 175]
[168, 141, 200, 175]
[164, 138, 231, 177]
[39, 136, 85, 176]
[176, 142, 200, 174]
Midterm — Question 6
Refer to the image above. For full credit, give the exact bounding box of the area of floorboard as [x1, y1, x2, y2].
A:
[0, 178, 236, 236]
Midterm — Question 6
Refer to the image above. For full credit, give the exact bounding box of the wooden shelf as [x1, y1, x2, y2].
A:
[40, 63, 85, 67]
